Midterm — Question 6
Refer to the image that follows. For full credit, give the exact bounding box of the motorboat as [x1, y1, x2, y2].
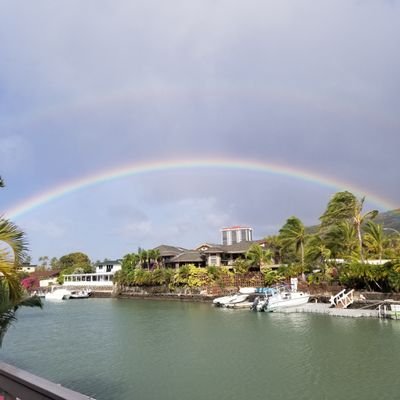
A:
[70, 290, 92, 299]
[213, 293, 249, 307]
[238, 287, 257, 294]
[45, 288, 72, 301]
[252, 285, 310, 312]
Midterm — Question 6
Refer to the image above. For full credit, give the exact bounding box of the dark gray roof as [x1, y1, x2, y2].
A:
[170, 251, 204, 263]
[153, 245, 188, 257]
[96, 260, 121, 266]
[199, 241, 257, 254]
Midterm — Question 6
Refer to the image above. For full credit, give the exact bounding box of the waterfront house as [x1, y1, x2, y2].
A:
[152, 240, 268, 269]
[63, 260, 122, 288]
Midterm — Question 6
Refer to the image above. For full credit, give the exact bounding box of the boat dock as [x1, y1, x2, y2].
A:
[273, 301, 400, 319]
[273, 303, 380, 318]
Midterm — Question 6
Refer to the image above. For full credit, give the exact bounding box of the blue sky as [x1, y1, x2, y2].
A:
[1, 0, 399, 263]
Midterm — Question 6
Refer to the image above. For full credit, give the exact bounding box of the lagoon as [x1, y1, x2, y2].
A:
[1, 298, 400, 400]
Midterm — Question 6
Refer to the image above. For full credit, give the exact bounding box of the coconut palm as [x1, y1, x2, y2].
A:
[279, 216, 307, 270]
[324, 220, 358, 259]
[264, 235, 283, 264]
[320, 191, 378, 262]
[0, 218, 42, 346]
[305, 234, 331, 266]
[245, 243, 272, 270]
[148, 248, 161, 269]
[363, 221, 385, 261]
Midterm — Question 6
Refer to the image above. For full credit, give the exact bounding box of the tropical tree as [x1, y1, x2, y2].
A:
[232, 258, 251, 274]
[0, 218, 42, 346]
[50, 257, 59, 270]
[264, 235, 283, 264]
[38, 255, 49, 269]
[58, 252, 91, 271]
[245, 244, 272, 270]
[138, 248, 149, 269]
[279, 216, 307, 270]
[148, 248, 161, 269]
[263, 268, 284, 286]
[363, 221, 385, 261]
[323, 220, 358, 259]
[121, 253, 140, 272]
[320, 191, 378, 262]
[305, 234, 331, 266]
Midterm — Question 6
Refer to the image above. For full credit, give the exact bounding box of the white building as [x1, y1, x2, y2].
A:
[17, 263, 36, 273]
[221, 226, 253, 245]
[63, 260, 122, 288]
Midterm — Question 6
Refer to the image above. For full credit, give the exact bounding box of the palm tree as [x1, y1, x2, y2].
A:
[264, 235, 283, 264]
[245, 243, 272, 270]
[138, 249, 148, 269]
[0, 218, 42, 346]
[320, 191, 378, 263]
[305, 234, 331, 265]
[279, 216, 307, 270]
[148, 249, 161, 269]
[324, 220, 358, 260]
[363, 221, 385, 261]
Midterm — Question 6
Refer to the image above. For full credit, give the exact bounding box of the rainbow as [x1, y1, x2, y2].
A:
[4, 157, 398, 219]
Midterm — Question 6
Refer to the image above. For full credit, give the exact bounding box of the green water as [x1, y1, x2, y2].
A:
[1, 298, 400, 400]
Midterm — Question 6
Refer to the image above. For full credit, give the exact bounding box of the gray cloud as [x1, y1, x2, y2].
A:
[1, 1, 399, 261]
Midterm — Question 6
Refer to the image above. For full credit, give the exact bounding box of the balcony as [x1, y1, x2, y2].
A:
[0, 362, 95, 400]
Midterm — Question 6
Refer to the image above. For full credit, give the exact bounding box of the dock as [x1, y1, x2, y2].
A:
[273, 303, 380, 318]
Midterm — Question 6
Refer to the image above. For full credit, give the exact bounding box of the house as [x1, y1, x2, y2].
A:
[152, 240, 266, 269]
[63, 260, 122, 288]
[17, 263, 37, 274]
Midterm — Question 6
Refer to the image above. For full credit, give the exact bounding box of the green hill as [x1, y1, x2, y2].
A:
[374, 209, 400, 233]
[306, 209, 400, 234]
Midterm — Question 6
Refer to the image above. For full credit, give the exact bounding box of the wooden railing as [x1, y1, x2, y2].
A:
[0, 362, 95, 400]
[329, 289, 355, 308]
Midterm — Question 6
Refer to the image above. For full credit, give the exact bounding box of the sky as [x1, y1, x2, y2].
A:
[1, 0, 399, 263]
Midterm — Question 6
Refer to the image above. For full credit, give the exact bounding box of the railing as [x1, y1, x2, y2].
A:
[329, 289, 355, 308]
[0, 362, 95, 400]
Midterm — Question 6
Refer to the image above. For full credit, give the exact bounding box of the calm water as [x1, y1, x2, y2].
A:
[1, 298, 400, 400]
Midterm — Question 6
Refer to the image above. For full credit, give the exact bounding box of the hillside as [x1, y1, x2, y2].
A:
[374, 208, 400, 232]
[306, 209, 400, 234]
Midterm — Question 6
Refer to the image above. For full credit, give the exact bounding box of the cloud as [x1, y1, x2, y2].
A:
[0, 135, 31, 172]
[1, 1, 399, 260]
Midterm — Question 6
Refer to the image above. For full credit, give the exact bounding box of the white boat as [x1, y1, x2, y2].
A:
[213, 293, 249, 307]
[252, 286, 310, 312]
[238, 287, 257, 294]
[70, 290, 92, 299]
[45, 288, 72, 301]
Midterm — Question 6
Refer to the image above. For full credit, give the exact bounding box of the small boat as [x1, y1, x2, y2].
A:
[70, 290, 92, 299]
[238, 287, 257, 294]
[252, 285, 310, 312]
[45, 288, 72, 301]
[213, 293, 249, 307]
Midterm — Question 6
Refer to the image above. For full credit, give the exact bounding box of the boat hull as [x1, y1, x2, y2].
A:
[267, 292, 310, 311]
[213, 294, 249, 307]
[45, 289, 72, 301]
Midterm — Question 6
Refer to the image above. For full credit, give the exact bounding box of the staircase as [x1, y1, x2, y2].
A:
[329, 289, 355, 309]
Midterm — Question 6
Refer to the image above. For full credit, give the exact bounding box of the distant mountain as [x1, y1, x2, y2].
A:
[306, 209, 400, 234]
[374, 209, 400, 233]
